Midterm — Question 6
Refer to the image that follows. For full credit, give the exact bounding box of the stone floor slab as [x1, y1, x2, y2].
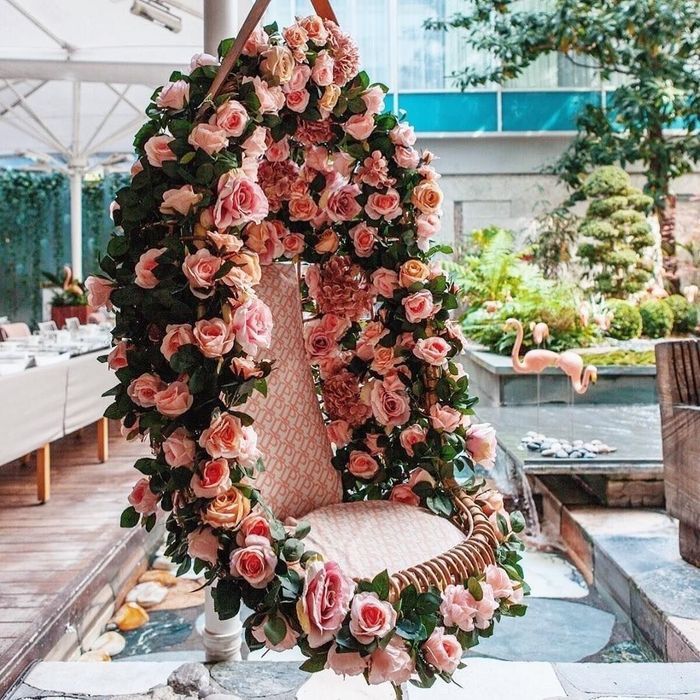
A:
[521, 551, 589, 599]
[296, 671, 394, 699]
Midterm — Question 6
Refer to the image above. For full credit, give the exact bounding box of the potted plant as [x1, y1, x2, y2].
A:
[42, 266, 91, 327]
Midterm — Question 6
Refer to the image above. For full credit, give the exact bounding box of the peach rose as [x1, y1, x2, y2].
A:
[230, 250, 262, 284]
[478, 488, 504, 516]
[348, 450, 379, 480]
[429, 403, 463, 432]
[245, 221, 284, 265]
[154, 380, 193, 418]
[213, 99, 249, 137]
[162, 427, 196, 468]
[214, 171, 269, 230]
[283, 232, 305, 257]
[107, 340, 129, 370]
[400, 424, 427, 456]
[231, 356, 263, 379]
[191, 458, 231, 499]
[252, 615, 299, 651]
[371, 346, 399, 376]
[286, 89, 310, 113]
[319, 84, 341, 115]
[128, 477, 159, 515]
[394, 145, 420, 169]
[365, 188, 402, 221]
[321, 183, 362, 223]
[349, 592, 397, 644]
[356, 321, 387, 361]
[300, 15, 328, 44]
[399, 259, 430, 288]
[325, 644, 369, 676]
[289, 194, 319, 222]
[297, 560, 354, 648]
[315, 228, 339, 254]
[283, 22, 309, 50]
[368, 637, 414, 685]
[182, 249, 222, 298]
[311, 50, 335, 86]
[134, 247, 166, 289]
[402, 290, 436, 323]
[327, 420, 352, 448]
[371, 268, 399, 298]
[157, 80, 189, 110]
[160, 185, 202, 216]
[389, 483, 420, 506]
[203, 487, 251, 530]
[188, 123, 229, 156]
[193, 318, 234, 359]
[235, 513, 272, 547]
[161, 323, 195, 362]
[350, 222, 377, 258]
[370, 374, 411, 429]
[466, 423, 497, 469]
[413, 336, 450, 366]
[343, 113, 375, 141]
[187, 527, 220, 564]
[262, 45, 295, 83]
[422, 627, 462, 673]
[144, 134, 176, 168]
[128, 373, 165, 408]
[230, 534, 277, 588]
[411, 180, 444, 215]
[389, 123, 416, 147]
[362, 86, 385, 114]
[199, 412, 244, 459]
[231, 297, 272, 356]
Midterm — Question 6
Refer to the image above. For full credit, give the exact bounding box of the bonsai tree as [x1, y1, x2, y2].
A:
[427, 0, 700, 290]
[606, 299, 643, 341]
[576, 166, 655, 297]
[640, 299, 674, 338]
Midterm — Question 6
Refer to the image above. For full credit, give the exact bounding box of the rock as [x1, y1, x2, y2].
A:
[569, 450, 583, 459]
[113, 602, 149, 631]
[140, 570, 178, 587]
[526, 442, 541, 451]
[151, 686, 190, 700]
[554, 450, 569, 458]
[77, 649, 111, 661]
[127, 582, 169, 608]
[86, 630, 126, 656]
[540, 449, 556, 457]
[168, 663, 212, 697]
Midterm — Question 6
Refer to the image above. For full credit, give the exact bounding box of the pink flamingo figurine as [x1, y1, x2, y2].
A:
[505, 318, 597, 394]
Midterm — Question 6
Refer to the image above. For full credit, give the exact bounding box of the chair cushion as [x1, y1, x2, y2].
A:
[298, 500, 467, 580]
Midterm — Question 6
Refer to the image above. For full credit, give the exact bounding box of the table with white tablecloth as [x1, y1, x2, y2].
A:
[0, 350, 116, 501]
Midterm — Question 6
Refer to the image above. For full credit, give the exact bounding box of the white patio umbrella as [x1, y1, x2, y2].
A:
[0, 0, 255, 279]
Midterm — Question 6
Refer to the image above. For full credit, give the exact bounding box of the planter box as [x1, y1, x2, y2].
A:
[51, 305, 90, 328]
[462, 348, 657, 406]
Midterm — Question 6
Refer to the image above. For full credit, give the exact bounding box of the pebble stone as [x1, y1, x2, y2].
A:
[521, 432, 616, 460]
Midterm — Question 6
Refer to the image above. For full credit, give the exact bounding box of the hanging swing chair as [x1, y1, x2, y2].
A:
[92, 0, 527, 693]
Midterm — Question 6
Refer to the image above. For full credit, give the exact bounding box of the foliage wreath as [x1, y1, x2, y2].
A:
[88, 12, 528, 694]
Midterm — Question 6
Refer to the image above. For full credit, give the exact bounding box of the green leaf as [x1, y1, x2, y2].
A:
[371, 570, 390, 600]
[300, 655, 327, 673]
[467, 577, 483, 601]
[212, 579, 241, 620]
[396, 616, 426, 640]
[120, 506, 139, 528]
[264, 615, 287, 646]
[134, 458, 158, 475]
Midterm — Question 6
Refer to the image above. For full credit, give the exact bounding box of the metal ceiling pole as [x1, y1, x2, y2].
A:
[69, 81, 85, 281]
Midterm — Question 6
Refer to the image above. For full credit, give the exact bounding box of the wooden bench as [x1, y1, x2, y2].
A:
[656, 338, 700, 565]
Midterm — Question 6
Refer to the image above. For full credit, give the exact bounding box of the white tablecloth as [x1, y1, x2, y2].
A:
[0, 350, 115, 465]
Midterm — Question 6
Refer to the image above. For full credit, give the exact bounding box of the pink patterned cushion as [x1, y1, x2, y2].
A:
[298, 501, 467, 580]
[246, 263, 342, 520]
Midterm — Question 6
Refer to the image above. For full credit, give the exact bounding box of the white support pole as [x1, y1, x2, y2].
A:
[69, 166, 84, 281]
[204, 0, 237, 55]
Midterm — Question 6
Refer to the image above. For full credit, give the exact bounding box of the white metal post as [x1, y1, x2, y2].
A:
[69, 165, 84, 281]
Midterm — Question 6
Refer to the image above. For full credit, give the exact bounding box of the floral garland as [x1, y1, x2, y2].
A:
[87, 15, 527, 693]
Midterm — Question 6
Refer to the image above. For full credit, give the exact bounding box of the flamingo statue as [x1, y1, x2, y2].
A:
[505, 318, 598, 395]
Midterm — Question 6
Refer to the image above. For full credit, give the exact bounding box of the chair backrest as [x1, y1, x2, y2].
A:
[246, 263, 342, 520]
[38, 320, 58, 333]
[0, 322, 31, 341]
[656, 338, 700, 415]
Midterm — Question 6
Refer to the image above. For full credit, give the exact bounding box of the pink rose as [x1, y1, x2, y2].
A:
[350, 222, 377, 258]
[188, 123, 229, 156]
[199, 412, 245, 459]
[162, 427, 196, 468]
[422, 627, 462, 673]
[484, 564, 515, 601]
[231, 356, 263, 379]
[370, 375, 411, 429]
[194, 318, 235, 358]
[440, 583, 498, 632]
[190, 52, 219, 70]
[429, 403, 463, 433]
[107, 341, 129, 370]
[389, 484, 420, 506]
[320, 183, 362, 223]
[327, 420, 352, 448]
[325, 644, 369, 677]
[244, 76, 285, 113]
[413, 336, 450, 366]
[467, 423, 497, 469]
[235, 513, 272, 547]
[213, 100, 249, 137]
[288, 194, 319, 222]
[394, 145, 420, 169]
[348, 450, 380, 480]
[242, 26, 269, 56]
[400, 424, 427, 456]
[134, 247, 166, 289]
[389, 123, 416, 147]
[321, 313, 351, 339]
[368, 637, 414, 685]
[402, 290, 436, 323]
[157, 80, 189, 110]
[408, 467, 435, 489]
[187, 527, 220, 564]
[286, 89, 310, 113]
[478, 488, 504, 516]
[304, 320, 337, 360]
[343, 113, 376, 141]
[416, 213, 440, 250]
[214, 171, 269, 230]
[127, 373, 166, 408]
[252, 615, 299, 651]
[299, 560, 355, 648]
[349, 592, 397, 644]
[283, 233, 305, 257]
[288, 64, 312, 92]
[365, 189, 402, 221]
[355, 322, 386, 361]
[130, 159, 143, 177]
[371, 268, 399, 298]
[362, 86, 385, 114]
[311, 50, 335, 86]
[231, 297, 273, 356]
[245, 221, 284, 265]
[128, 477, 159, 515]
[160, 185, 202, 216]
[266, 137, 290, 162]
[144, 134, 176, 167]
[154, 380, 193, 418]
[182, 249, 222, 298]
[364, 433, 385, 455]
[230, 534, 277, 589]
[300, 15, 328, 44]
[161, 323, 195, 361]
[191, 457, 231, 498]
[283, 22, 309, 50]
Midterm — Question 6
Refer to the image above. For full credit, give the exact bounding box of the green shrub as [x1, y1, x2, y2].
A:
[664, 294, 699, 333]
[639, 300, 674, 338]
[606, 299, 643, 340]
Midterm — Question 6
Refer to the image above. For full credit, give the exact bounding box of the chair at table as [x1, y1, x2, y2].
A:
[37, 320, 58, 333]
[0, 322, 31, 341]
